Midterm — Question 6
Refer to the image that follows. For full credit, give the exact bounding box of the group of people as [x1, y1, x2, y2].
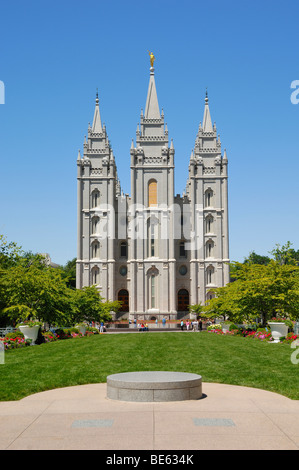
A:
[180, 319, 203, 331]
[89, 321, 105, 333]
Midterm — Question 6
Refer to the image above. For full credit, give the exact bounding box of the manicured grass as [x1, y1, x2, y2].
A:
[0, 332, 298, 401]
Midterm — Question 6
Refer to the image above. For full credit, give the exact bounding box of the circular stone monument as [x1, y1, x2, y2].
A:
[106, 371, 202, 402]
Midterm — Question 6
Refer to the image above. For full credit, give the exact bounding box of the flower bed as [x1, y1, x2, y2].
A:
[0, 325, 100, 349]
[207, 324, 298, 343]
[0, 332, 32, 349]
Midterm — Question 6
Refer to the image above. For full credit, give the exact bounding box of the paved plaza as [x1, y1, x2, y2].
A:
[0, 381, 298, 450]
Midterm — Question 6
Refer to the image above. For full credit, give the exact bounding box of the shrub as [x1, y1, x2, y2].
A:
[0, 336, 31, 349]
[54, 328, 71, 340]
[86, 327, 99, 335]
[5, 332, 24, 339]
[42, 331, 57, 342]
[282, 333, 299, 343]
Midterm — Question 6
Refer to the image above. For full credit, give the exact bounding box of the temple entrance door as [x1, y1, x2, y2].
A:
[177, 289, 189, 312]
[118, 289, 129, 312]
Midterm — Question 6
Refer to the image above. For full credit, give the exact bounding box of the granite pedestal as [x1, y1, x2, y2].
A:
[106, 371, 202, 402]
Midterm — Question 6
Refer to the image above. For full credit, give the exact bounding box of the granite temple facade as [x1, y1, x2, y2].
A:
[76, 62, 230, 320]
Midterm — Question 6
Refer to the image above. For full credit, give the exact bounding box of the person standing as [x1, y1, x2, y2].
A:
[180, 320, 184, 331]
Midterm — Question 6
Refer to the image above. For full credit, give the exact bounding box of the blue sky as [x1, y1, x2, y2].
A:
[0, 0, 298, 265]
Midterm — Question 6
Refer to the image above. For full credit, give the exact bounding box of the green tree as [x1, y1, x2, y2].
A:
[70, 286, 121, 324]
[0, 264, 72, 325]
[0, 234, 22, 268]
[203, 261, 299, 325]
[269, 241, 298, 266]
[61, 257, 77, 289]
[243, 251, 271, 266]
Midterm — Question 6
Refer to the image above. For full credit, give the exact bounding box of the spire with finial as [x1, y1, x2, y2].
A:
[145, 52, 160, 119]
[92, 88, 102, 133]
[203, 88, 213, 132]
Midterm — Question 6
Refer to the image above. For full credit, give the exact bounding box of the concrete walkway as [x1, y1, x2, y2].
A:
[0, 382, 299, 450]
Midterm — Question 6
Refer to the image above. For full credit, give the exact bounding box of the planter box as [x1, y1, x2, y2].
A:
[18, 325, 40, 345]
[77, 325, 87, 336]
[222, 324, 230, 333]
[268, 322, 288, 343]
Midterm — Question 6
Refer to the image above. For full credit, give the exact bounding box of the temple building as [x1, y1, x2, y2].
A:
[76, 58, 230, 320]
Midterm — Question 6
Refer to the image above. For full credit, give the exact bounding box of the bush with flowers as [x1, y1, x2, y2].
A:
[0, 332, 32, 349]
[207, 324, 222, 332]
[41, 331, 58, 343]
[207, 323, 299, 343]
[281, 332, 299, 343]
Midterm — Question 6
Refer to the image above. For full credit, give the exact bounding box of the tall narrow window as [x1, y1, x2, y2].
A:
[205, 189, 213, 208]
[151, 275, 155, 308]
[179, 241, 186, 258]
[206, 240, 214, 258]
[120, 241, 127, 258]
[207, 266, 214, 285]
[147, 217, 158, 258]
[92, 217, 99, 234]
[92, 241, 99, 258]
[92, 190, 100, 208]
[148, 180, 157, 207]
[206, 215, 213, 233]
[151, 223, 155, 256]
[92, 267, 99, 285]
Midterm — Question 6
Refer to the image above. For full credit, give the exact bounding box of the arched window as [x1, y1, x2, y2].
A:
[205, 189, 213, 208]
[207, 266, 214, 285]
[91, 189, 100, 208]
[92, 216, 99, 234]
[147, 216, 158, 257]
[207, 291, 215, 301]
[92, 241, 99, 258]
[147, 267, 159, 310]
[206, 240, 214, 258]
[91, 266, 99, 285]
[148, 179, 157, 207]
[205, 215, 213, 233]
[150, 274, 156, 308]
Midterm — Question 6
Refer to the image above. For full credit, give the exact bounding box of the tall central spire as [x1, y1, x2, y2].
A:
[202, 89, 213, 132]
[92, 89, 102, 133]
[144, 65, 161, 119]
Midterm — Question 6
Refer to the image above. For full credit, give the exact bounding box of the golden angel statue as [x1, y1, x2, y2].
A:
[148, 50, 155, 67]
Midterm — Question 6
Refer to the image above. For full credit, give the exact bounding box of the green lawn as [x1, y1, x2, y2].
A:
[1, 332, 298, 401]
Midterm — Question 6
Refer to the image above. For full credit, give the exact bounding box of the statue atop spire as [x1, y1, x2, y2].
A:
[148, 50, 155, 68]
